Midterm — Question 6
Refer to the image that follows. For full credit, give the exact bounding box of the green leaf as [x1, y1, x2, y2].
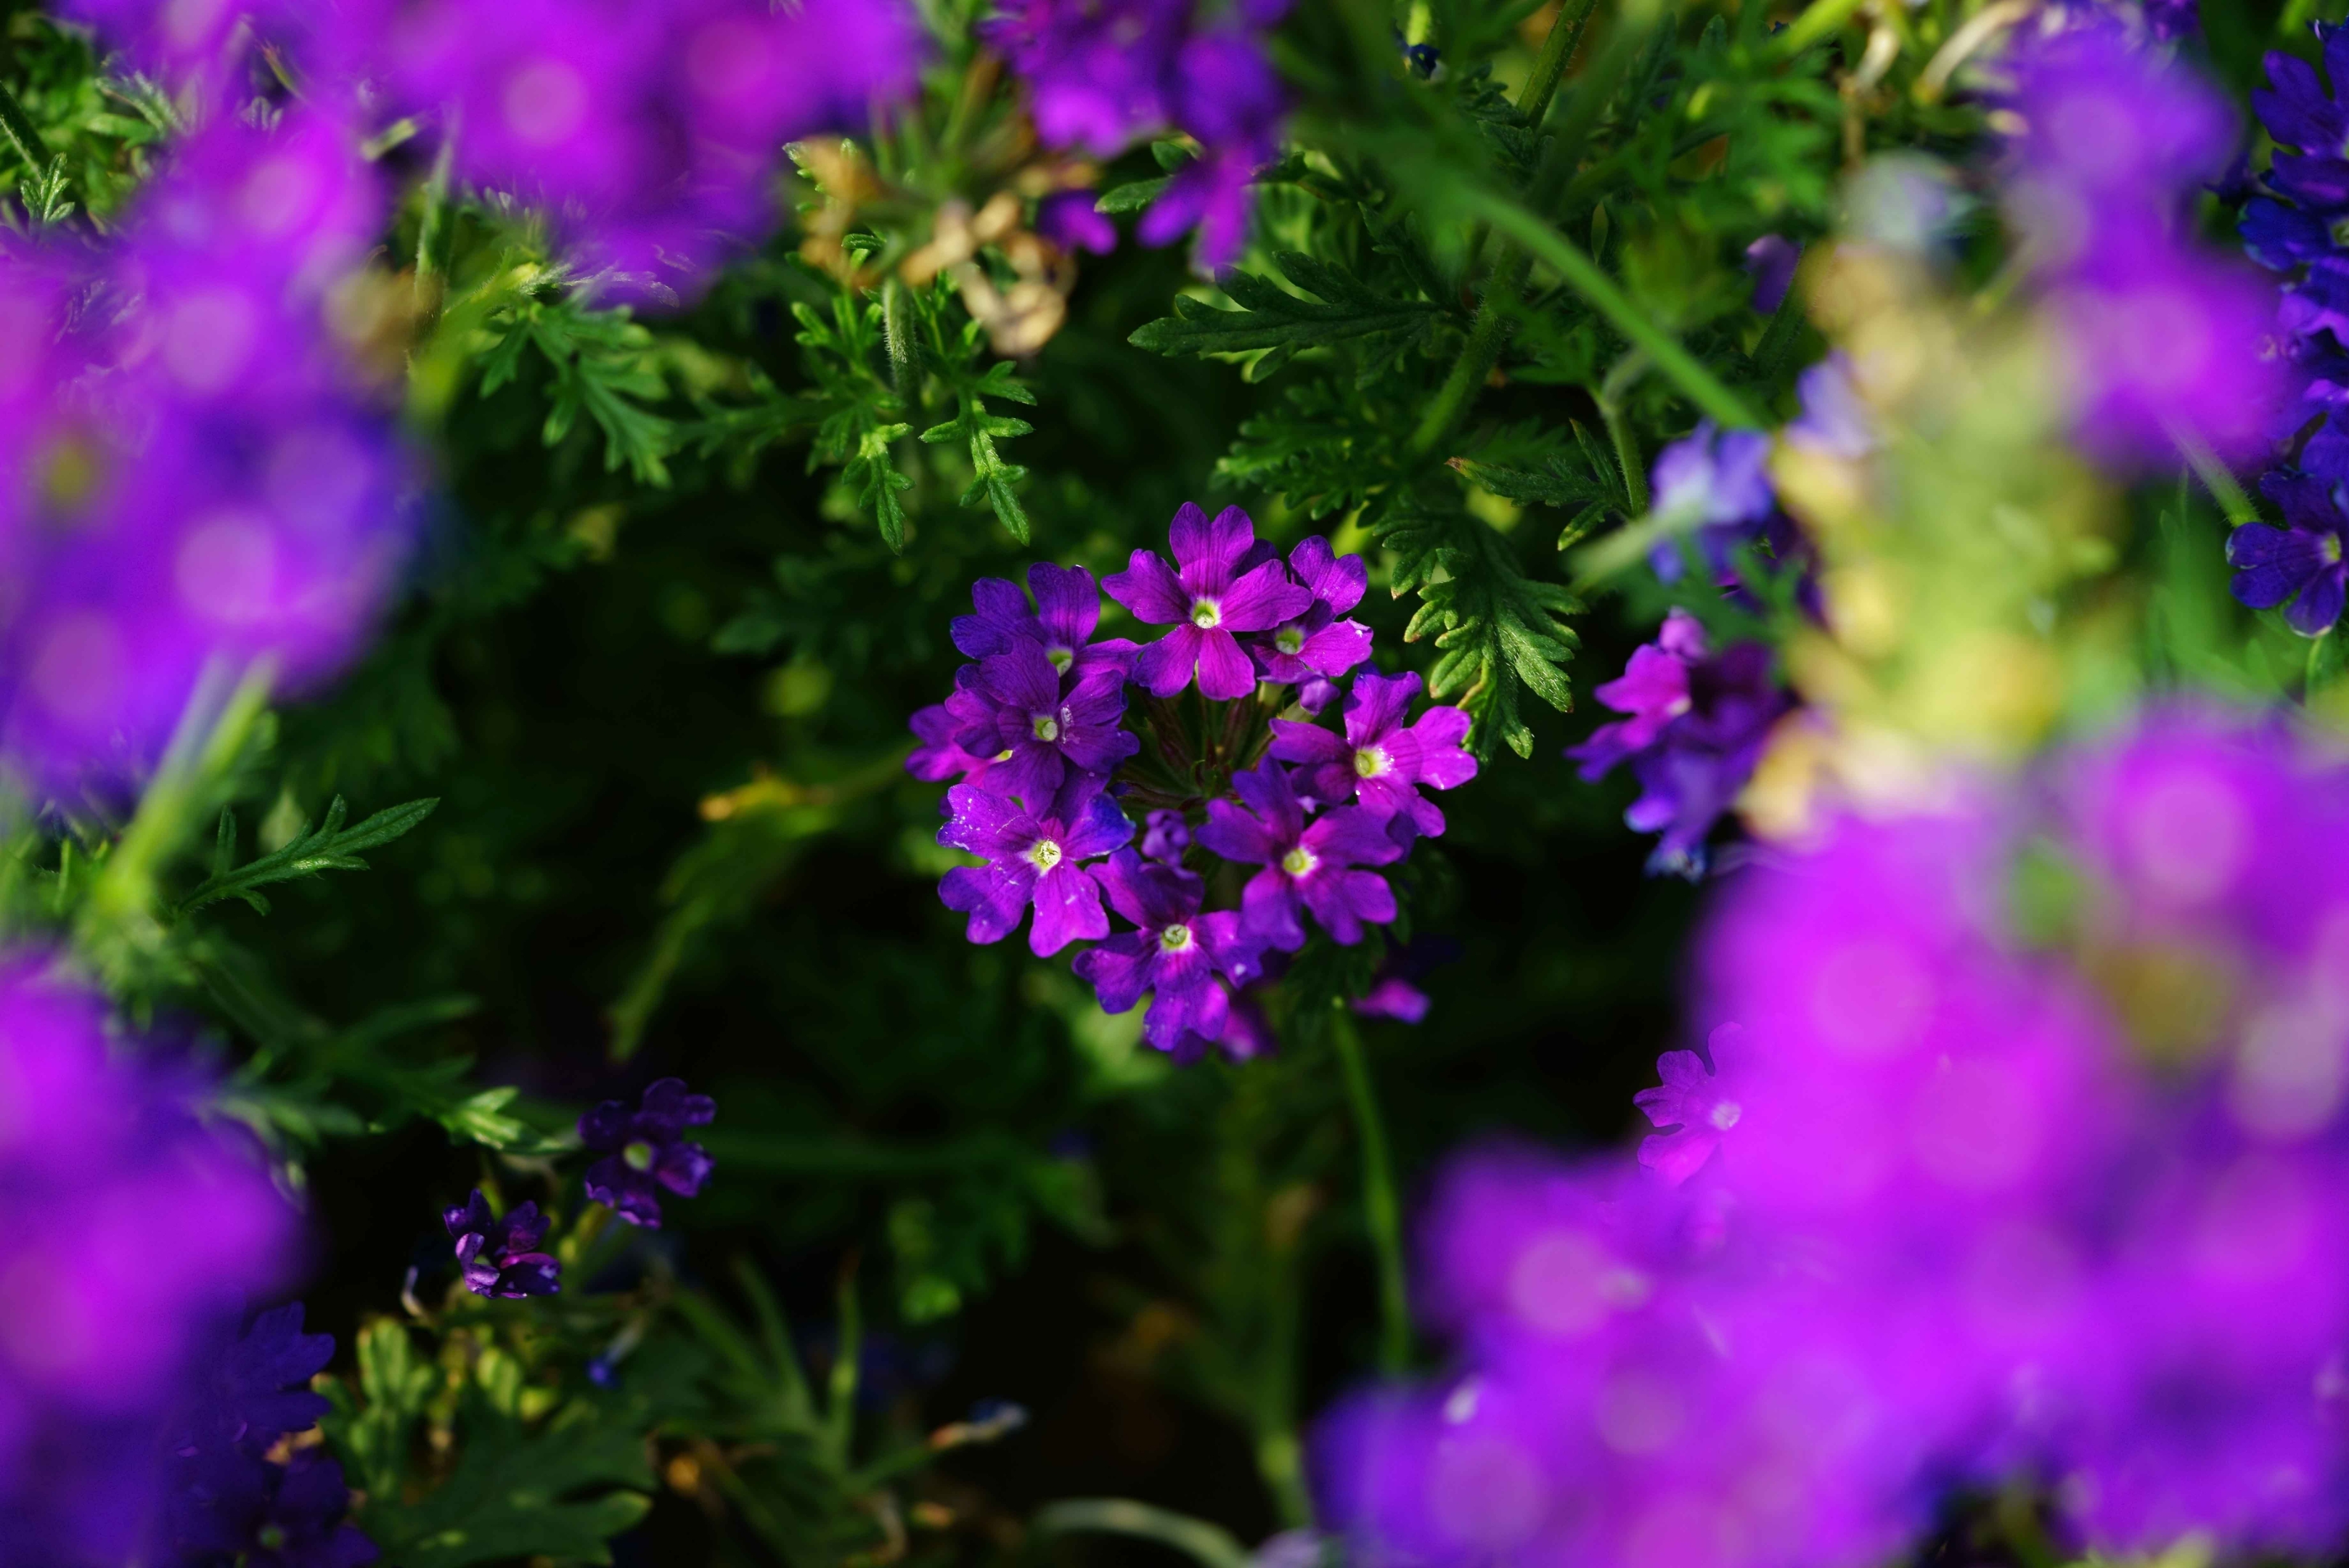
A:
[1129, 253, 1442, 368]
[1377, 505, 1582, 759]
[919, 374, 1034, 544]
[1452, 422, 1632, 549]
[327, 1318, 437, 1505]
[178, 796, 438, 917]
[370, 1402, 655, 1568]
[1095, 176, 1170, 214]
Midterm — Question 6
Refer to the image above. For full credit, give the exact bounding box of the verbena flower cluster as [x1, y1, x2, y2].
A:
[1321, 708, 2349, 1568]
[58, 0, 922, 299]
[984, 0, 1289, 266]
[0, 954, 297, 1565]
[2236, 23, 2349, 636]
[0, 108, 412, 796]
[2001, 17, 2276, 467]
[909, 503, 1474, 1058]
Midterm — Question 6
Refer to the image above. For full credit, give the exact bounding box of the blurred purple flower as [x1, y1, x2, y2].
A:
[1744, 235, 1799, 312]
[580, 1078, 716, 1228]
[1073, 847, 1264, 1050]
[380, 0, 920, 297]
[1249, 536, 1372, 687]
[907, 694, 1005, 785]
[2229, 470, 2349, 634]
[1104, 502, 1311, 701]
[444, 1191, 561, 1297]
[1198, 761, 1402, 950]
[1271, 670, 1476, 839]
[169, 1447, 376, 1568]
[939, 780, 1134, 955]
[1140, 808, 1192, 864]
[0, 954, 298, 1566]
[1039, 192, 1119, 255]
[1569, 611, 1791, 878]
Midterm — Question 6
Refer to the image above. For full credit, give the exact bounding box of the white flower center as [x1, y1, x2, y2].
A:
[1280, 844, 1320, 878]
[1024, 837, 1063, 872]
[1031, 711, 1061, 743]
[1709, 1101, 1742, 1131]
[1354, 746, 1392, 779]
[1046, 644, 1075, 674]
[1158, 922, 1195, 952]
[1275, 624, 1304, 656]
[1190, 597, 1223, 629]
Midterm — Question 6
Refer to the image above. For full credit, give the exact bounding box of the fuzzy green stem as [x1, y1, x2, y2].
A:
[1333, 1008, 1410, 1377]
[825, 1253, 862, 1468]
[79, 663, 274, 966]
[2173, 426, 2258, 524]
[1599, 351, 1652, 512]
[0, 79, 49, 172]
[414, 126, 456, 309]
[1518, 0, 1601, 130]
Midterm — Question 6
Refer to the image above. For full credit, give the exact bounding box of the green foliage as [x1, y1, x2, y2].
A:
[181, 796, 438, 915]
[475, 288, 682, 486]
[1129, 251, 1445, 381]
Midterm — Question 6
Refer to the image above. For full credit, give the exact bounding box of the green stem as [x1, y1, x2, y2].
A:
[1470, 190, 1764, 429]
[2173, 425, 2258, 524]
[1517, 0, 1600, 130]
[1332, 1008, 1410, 1377]
[414, 125, 455, 310]
[1032, 1500, 1252, 1568]
[1599, 351, 1651, 512]
[78, 663, 274, 966]
[1410, 0, 1659, 457]
[825, 1252, 862, 1468]
[0, 79, 50, 171]
[1773, 0, 1872, 57]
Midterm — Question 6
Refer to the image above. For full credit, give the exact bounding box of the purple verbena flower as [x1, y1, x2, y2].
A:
[953, 645, 1139, 807]
[1647, 423, 1790, 592]
[2229, 470, 2349, 634]
[1039, 191, 1119, 255]
[444, 1191, 561, 1297]
[1140, 808, 1192, 864]
[169, 1447, 377, 1568]
[951, 562, 1135, 682]
[907, 692, 1005, 785]
[1105, 503, 1312, 701]
[580, 1078, 717, 1228]
[1569, 610, 1791, 878]
[1633, 1024, 1749, 1186]
[939, 780, 1133, 955]
[1072, 847, 1265, 1050]
[1270, 671, 1476, 838]
[1249, 536, 1373, 687]
[192, 1304, 335, 1454]
[1744, 235, 1800, 313]
[1198, 761, 1404, 950]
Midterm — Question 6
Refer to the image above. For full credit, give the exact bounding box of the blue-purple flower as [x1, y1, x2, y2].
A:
[1270, 671, 1476, 839]
[939, 780, 1133, 955]
[907, 695, 1005, 785]
[1104, 503, 1312, 701]
[580, 1079, 717, 1228]
[1199, 761, 1403, 950]
[1073, 848, 1265, 1050]
[1569, 610, 1791, 877]
[953, 645, 1138, 806]
[2228, 470, 2349, 634]
[444, 1191, 562, 1297]
[952, 563, 1135, 681]
[1248, 536, 1373, 690]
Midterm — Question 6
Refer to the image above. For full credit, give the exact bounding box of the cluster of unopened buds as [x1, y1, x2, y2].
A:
[908, 503, 1476, 1059]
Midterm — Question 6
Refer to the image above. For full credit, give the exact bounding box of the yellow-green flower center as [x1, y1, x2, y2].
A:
[1024, 836, 1064, 872]
[1275, 624, 1304, 656]
[1046, 645, 1075, 674]
[2327, 534, 2345, 567]
[1031, 711, 1061, 742]
[1159, 922, 1195, 952]
[1190, 597, 1223, 629]
[624, 1139, 658, 1172]
[1355, 745, 1392, 778]
[1280, 844, 1319, 877]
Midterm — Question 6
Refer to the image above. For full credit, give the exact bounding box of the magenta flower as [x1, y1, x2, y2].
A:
[579, 1079, 716, 1228]
[907, 693, 1004, 785]
[381, 0, 920, 296]
[443, 1192, 561, 1298]
[1249, 536, 1373, 687]
[1199, 761, 1403, 950]
[2228, 470, 2349, 634]
[951, 562, 1135, 681]
[1633, 1024, 1749, 1186]
[1073, 848, 1265, 1050]
[1103, 503, 1312, 701]
[1270, 671, 1476, 838]
[939, 780, 1133, 955]
[953, 645, 1138, 807]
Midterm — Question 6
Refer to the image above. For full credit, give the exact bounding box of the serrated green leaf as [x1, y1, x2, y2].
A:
[368, 1400, 655, 1568]
[1131, 253, 1442, 362]
[179, 797, 438, 917]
